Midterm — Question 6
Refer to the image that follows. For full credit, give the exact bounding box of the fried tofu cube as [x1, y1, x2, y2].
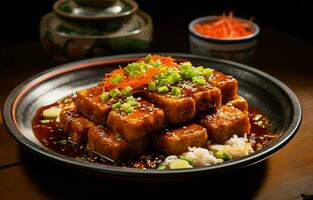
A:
[200, 105, 250, 142]
[153, 124, 208, 155]
[88, 126, 149, 161]
[144, 92, 196, 124]
[226, 95, 248, 113]
[209, 71, 238, 103]
[76, 87, 112, 124]
[107, 100, 165, 142]
[184, 85, 222, 114]
[59, 108, 95, 144]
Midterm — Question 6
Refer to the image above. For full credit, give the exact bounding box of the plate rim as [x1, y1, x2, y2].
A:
[2, 53, 302, 176]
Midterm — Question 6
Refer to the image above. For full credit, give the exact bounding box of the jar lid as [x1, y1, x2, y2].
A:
[53, 0, 138, 22]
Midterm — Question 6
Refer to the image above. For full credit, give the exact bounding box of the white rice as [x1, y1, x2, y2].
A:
[208, 134, 254, 159]
[162, 134, 254, 169]
[182, 147, 223, 166]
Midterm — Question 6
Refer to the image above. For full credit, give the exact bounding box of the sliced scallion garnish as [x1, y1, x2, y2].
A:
[100, 92, 109, 101]
[112, 102, 122, 109]
[157, 86, 169, 93]
[109, 88, 121, 97]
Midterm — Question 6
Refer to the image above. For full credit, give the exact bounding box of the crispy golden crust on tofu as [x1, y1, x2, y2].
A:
[107, 100, 165, 142]
[76, 87, 113, 125]
[200, 105, 250, 142]
[87, 126, 149, 161]
[144, 92, 196, 124]
[226, 95, 248, 113]
[59, 108, 95, 144]
[182, 84, 222, 114]
[153, 124, 208, 155]
[209, 71, 238, 103]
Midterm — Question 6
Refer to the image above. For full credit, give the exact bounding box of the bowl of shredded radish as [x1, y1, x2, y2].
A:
[189, 12, 260, 63]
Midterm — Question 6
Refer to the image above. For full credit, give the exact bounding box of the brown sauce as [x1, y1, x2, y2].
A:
[32, 101, 277, 169]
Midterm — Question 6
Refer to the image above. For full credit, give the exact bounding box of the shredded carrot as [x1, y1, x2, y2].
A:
[103, 55, 175, 91]
[194, 12, 253, 39]
[151, 55, 177, 67]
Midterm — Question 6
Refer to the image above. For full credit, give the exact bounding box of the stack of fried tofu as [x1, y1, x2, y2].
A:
[59, 70, 251, 161]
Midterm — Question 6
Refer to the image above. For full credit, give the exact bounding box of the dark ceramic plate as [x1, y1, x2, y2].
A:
[3, 53, 302, 178]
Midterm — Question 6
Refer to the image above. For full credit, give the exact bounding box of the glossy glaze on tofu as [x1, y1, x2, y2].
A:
[226, 95, 248, 113]
[59, 108, 95, 144]
[153, 124, 208, 155]
[107, 99, 165, 142]
[209, 71, 238, 103]
[87, 126, 149, 160]
[181, 83, 222, 114]
[76, 87, 114, 124]
[144, 91, 196, 124]
[200, 105, 251, 142]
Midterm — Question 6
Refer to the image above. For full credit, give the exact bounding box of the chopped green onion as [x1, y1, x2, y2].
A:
[157, 86, 169, 93]
[110, 74, 122, 84]
[169, 159, 193, 169]
[157, 164, 167, 170]
[214, 151, 232, 161]
[192, 76, 206, 86]
[40, 119, 50, 124]
[144, 54, 152, 63]
[122, 86, 132, 97]
[55, 139, 67, 145]
[121, 102, 134, 113]
[179, 156, 193, 164]
[139, 64, 147, 73]
[153, 60, 161, 67]
[146, 64, 154, 69]
[159, 78, 168, 86]
[75, 156, 87, 161]
[42, 107, 61, 118]
[196, 66, 204, 71]
[112, 102, 122, 109]
[202, 68, 213, 76]
[127, 100, 138, 106]
[125, 63, 139, 75]
[100, 92, 109, 101]
[130, 70, 141, 78]
[171, 86, 181, 96]
[109, 88, 121, 97]
[126, 96, 135, 101]
[181, 62, 192, 68]
[166, 72, 181, 84]
[148, 83, 156, 91]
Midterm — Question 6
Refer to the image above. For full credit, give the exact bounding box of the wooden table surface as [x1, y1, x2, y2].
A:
[1, 15, 313, 200]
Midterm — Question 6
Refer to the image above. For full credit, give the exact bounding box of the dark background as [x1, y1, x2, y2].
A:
[0, 0, 312, 45]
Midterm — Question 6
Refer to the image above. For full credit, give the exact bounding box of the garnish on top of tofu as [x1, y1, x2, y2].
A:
[98, 54, 215, 114]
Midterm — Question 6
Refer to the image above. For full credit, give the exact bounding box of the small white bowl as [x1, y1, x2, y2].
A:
[189, 16, 260, 63]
